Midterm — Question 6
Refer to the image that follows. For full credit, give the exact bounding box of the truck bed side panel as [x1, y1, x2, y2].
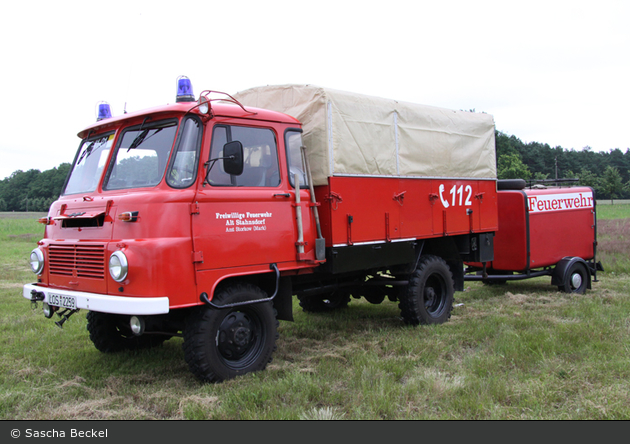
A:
[315, 176, 498, 247]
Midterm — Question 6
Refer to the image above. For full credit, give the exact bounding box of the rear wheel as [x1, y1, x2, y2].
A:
[183, 284, 278, 383]
[558, 261, 589, 294]
[86, 311, 168, 352]
[399, 255, 454, 325]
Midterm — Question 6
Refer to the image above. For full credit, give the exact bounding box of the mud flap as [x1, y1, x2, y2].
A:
[273, 277, 294, 322]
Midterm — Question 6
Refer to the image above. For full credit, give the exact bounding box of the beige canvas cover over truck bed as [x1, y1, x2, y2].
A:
[233, 84, 497, 186]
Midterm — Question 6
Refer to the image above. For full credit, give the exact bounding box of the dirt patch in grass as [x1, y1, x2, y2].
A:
[0, 212, 47, 220]
[7, 233, 37, 240]
[598, 219, 630, 254]
[597, 219, 630, 273]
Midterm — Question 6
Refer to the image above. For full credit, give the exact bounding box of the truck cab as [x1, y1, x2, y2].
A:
[25, 82, 322, 381]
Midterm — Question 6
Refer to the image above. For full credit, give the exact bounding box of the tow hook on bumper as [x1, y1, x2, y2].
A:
[30, 289, 79, 328]
[30, 290, 45, 308]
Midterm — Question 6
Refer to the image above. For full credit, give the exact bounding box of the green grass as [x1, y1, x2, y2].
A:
[1, 211, 630, 420]
[0, 214, 45, 289]
[597, 203, 630, 220]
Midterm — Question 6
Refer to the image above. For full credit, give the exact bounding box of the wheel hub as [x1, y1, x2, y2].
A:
[571, 273, 583, 289]
[233, 326, 252, 347]
[424, 287, 437, 307]
[423, 275, 447, 315]
[217, 312, 255, 360]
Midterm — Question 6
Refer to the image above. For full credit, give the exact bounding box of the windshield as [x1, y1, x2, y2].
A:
[63, 134, 114, 195]
[104, 120, 178, 190]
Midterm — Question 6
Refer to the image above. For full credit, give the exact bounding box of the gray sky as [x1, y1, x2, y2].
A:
[1, 0, 628, 180]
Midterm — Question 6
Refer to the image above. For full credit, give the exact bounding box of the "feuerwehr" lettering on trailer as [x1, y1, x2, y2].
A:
[527, 192, 593, 213]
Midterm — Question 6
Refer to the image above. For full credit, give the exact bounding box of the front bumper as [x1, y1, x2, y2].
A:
[23, 283, 170, 315]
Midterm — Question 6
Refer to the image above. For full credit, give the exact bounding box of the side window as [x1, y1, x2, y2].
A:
[285, 130, 308, 188]
[208, 125, 280, 187]
[207, 126, 230, 185]
[167, 117, 202, 188]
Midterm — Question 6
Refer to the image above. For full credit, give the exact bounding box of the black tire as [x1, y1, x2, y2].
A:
[297, 291, 351, 312]
[558, 261, 589, 294]
[399, 255, 454, 325]
[86, 311, 167, 353]
[183, 284, 278, 383]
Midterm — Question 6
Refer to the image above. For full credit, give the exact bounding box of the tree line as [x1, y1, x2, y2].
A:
[496, 131, 630, 201]
[0, 164, 71, 212]
[1, 131, 629, 212]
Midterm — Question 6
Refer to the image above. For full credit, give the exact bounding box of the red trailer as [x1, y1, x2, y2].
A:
[465, 179, 602, 293]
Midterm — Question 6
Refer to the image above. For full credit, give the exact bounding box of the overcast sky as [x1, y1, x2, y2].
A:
[1, 0, 628, 180]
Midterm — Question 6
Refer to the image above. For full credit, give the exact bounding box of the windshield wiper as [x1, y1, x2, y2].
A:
[127, 128, 163, 152]
[127, 129, 148, 152]
[76, 143, 94, 165]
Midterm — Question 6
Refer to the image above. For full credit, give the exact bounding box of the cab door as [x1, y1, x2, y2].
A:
[191, 123, 300, 273]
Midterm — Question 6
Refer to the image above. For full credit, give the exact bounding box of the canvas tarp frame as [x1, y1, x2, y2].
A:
[233, 85, 497, 186]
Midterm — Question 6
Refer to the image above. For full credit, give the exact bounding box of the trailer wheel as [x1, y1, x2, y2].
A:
[86, 311, 168, 352]
[399, 255, 454, 325]
[183, 284, 278, 383]
[558, 261, 589, 294]
[298, 291, 351, 312]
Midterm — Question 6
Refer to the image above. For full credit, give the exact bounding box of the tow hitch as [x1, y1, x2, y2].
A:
[29, 289, 45, 309]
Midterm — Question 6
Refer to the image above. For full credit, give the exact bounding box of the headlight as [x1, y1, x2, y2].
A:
[29, 248, 44, 275]
[109, 251, 129, 282]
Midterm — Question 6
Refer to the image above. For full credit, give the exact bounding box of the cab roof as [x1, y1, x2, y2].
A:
[78, 100, 301, 139]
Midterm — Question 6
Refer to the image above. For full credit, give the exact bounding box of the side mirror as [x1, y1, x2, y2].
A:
[223, 141, 243, 176]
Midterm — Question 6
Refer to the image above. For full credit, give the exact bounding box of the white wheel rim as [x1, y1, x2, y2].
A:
[571, 272, 583, 289]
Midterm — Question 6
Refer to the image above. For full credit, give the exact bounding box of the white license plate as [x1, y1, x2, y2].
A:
[48, 293, 77, 310]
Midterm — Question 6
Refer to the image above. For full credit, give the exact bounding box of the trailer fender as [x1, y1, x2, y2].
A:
[552, 257, 591, 293]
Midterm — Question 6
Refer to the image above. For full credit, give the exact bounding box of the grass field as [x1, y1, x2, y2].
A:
[1, 207, 629, 420]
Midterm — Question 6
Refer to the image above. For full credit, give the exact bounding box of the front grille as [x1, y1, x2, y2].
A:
[49, 244, 106, 279]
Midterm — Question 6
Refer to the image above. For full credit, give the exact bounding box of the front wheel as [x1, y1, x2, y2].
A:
[183, 284, 278, 383]
[399, 255, 454, 325]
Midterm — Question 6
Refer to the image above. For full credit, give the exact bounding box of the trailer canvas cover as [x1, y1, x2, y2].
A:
[234, 85, 497, 186]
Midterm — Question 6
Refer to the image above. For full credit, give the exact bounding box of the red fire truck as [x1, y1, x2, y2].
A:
[22, 79, 598, 382]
